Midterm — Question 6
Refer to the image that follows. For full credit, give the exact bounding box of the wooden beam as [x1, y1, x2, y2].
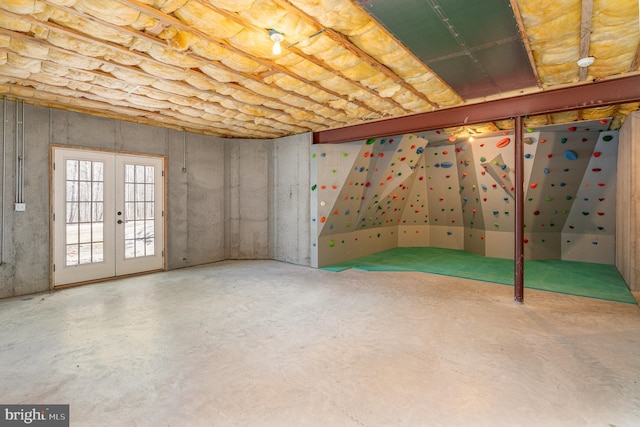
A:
[578, 0, 594, 82]
[509, 0, 541, 87]
[313, 73, 640, 143]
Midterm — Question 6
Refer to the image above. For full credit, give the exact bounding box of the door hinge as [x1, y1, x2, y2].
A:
[162, 210, 164, 217]
[53, 213, 55, 221]
[161, 170, 164, 177]
[53, 264, 55, 272]
[162, 250, 165, 258]
[53, 162, 55, 170]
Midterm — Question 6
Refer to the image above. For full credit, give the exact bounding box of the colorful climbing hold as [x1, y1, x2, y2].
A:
[496, 137, 511, 148]
[564, 150, 578, 160]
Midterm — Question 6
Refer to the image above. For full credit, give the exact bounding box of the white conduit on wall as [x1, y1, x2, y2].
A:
[15, 100, 25, 207]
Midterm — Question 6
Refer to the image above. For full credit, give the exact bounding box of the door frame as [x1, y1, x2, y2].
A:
[49, 145, 168, 290]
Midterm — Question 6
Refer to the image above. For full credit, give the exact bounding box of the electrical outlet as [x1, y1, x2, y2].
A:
[15, 203, 26, 212]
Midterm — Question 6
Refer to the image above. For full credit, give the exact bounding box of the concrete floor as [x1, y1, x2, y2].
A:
[1, 260, 640, 426]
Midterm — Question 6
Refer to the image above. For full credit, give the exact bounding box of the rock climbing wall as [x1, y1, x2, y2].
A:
[312, 120, 618, 267]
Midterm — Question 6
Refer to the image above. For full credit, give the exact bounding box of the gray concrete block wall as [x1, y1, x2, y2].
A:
[270, 133, 312, 266]
[224, 139, 270, 259]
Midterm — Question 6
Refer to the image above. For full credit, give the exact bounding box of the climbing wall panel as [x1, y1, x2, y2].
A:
[314, 119, 618, 267]
[562, 131, 618, 263]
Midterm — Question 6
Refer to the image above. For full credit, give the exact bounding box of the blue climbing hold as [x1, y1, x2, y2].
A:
[441, 161, 453, 168]
[564, 150, 578, 160]
[416, 147, 424, 154]
[544, 168, 550, 174]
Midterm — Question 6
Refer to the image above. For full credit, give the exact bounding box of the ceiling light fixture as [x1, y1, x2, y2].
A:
[577, 56, 595, 68]
[269, 29, 284, 55]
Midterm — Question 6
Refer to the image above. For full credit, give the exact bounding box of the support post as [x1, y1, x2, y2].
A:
[514, 116, 525, 303]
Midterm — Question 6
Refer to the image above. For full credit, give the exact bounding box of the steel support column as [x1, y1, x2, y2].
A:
[514, 116, 524, 304]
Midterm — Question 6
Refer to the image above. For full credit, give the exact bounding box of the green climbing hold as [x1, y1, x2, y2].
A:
[566, 196, 572, 200]
[546, 197, 553, 201]
[328, 240, 335, 247]
[366, 138, 376, 145]
[480, 157, 486, 162]
[342, 153, 348, 157]
[311, 153, 317, 158]
[603, 135, 613, 142]
[311, 184, 317, 191]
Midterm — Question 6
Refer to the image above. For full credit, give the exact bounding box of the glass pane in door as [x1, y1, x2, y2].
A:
[123, 163, 156, 258]
[65, 159, 105, 266]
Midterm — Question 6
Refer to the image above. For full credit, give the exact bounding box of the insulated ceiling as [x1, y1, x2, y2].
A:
[0, 0, 639, 140]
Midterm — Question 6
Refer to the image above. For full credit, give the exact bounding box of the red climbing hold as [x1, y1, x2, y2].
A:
[597, 212, 605, 216]
[533, 210, 540, 215]
[530, 183, 538, 189]
[593, 152, 602, 158]
[496, 137, 510, 148]
[598, 183, 606, 187]
[592, 168, 602, 172]
[568, 126, 577, 131]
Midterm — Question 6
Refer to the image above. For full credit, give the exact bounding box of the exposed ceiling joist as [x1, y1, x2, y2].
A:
[579, 0, 594, 82]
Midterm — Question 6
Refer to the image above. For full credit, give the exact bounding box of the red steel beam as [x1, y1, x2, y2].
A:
[313, 74, 640, 144]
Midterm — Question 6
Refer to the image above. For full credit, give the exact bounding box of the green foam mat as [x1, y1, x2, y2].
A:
[322, 247, 636, 304]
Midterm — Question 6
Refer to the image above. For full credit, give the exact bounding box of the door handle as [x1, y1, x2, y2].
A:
[117, 220, 123, 224]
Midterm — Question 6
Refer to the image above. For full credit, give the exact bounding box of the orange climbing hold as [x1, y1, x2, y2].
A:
[496, 137, 510, 148]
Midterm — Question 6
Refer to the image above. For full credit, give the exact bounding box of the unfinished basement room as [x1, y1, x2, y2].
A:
[1, 0, 640, 425]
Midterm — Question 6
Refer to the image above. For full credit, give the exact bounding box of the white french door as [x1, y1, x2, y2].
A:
[53, 148, 165, 287]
